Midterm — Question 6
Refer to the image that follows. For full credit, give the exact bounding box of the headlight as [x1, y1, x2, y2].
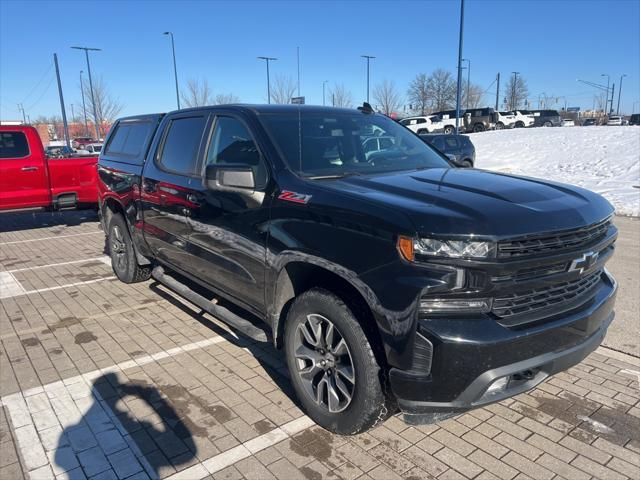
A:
[413, 237, 494, 259]
[420, 298, 492, 313]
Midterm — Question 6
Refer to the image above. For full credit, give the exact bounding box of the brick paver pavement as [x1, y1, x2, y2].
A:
[1, 211, 638, 480]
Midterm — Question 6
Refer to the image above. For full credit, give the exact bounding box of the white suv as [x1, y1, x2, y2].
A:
[496, 112, 517, 129]
[512, 111, 535, 128]
[399, 115, 443, 134]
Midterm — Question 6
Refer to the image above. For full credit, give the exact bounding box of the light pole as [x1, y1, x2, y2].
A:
[455, 0, 465, 133]
[163, 32, 180, 109]
[617, 74, 626, 115]
[511, 71, 520, 110]
[257, 56, 277, 104]
[80, 70, 89, 136]
[322, 80, 329, 106]
[72, 46, 101, 139]
[601, 74, 610, 114]
[463, 58, 470, 108]
[361, 55, 375, 103]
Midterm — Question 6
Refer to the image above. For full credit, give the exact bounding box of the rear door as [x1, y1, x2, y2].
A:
[141, 113, 209, 268]
[0, 128, 50, 210]
[443, 136, 462, 161]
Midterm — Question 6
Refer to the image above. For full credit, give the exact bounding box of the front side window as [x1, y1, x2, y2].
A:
[0, 132, 30, 159]
[260, 111, 449, 177]
[445, 137, 458, 149]
[158, 116, 207, 175]
[205, 116, 267, 187]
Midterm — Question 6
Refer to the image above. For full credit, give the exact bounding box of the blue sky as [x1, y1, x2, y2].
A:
[1, 0, 639, 120]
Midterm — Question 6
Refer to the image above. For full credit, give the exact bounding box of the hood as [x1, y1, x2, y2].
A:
[316, 168, 614, 238]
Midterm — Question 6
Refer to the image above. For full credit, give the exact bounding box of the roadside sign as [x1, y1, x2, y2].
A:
[291, 96, 305, 105]
[567, 107, 580, 112]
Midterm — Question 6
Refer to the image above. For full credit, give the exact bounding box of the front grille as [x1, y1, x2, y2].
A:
[497, 217, 611, 258]
[493, 270, 602, 321]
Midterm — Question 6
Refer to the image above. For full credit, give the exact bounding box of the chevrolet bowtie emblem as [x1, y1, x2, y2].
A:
[569, 251, 599, 274]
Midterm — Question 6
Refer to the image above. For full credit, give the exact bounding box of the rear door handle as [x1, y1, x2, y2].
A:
[21, 166, 38, 172]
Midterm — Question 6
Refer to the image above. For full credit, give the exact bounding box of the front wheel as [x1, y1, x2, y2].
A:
[473, 123, 485, 132]
[543, 121, 553, 127]
[462, 160, 473, 168]
[495, 122, 504, 130]
[284, 289, 392, 434]
[515, 121, 524, 128]
[108, 214, 151, 283]
[443, 125, 454, 134]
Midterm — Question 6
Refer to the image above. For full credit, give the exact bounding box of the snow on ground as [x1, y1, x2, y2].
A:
[471, 126, 640, 216]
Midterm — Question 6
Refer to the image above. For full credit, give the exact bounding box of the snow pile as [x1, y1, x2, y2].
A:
[472, 126, 640, 216]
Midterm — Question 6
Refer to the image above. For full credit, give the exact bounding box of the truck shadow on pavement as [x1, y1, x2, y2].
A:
[55, 372, 196, 480]
[0, 209, 99, 233]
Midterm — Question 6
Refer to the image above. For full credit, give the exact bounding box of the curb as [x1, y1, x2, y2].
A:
[596, 346, 640, 367]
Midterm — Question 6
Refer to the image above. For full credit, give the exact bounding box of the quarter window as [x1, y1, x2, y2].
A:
[158, 116, 207, 175]
[0, 132, 30, 159]
[105, 121, 154, 158]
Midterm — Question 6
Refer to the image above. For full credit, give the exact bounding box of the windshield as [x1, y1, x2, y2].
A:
[259, 110, 450, 177]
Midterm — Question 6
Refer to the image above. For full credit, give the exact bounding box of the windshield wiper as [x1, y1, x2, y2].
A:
[306, 171, 363, 180]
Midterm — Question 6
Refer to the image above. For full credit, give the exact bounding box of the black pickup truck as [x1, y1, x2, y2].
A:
[98, 104, 617, 434]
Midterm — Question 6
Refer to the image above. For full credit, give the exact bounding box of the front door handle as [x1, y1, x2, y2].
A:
[21, 166, 38, 172]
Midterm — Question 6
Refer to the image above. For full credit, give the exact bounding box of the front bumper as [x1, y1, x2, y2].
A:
[390, 269, 616, 424]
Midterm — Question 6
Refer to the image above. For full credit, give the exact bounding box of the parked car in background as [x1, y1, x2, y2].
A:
[419, 133, 475, 167]
[463, 107, 497, 132]
[629, 114, 640, 126]
[45, 145, 76, 158]
[0, 125, 98, 211]
[98, 104, 617, 434]
[525, 110, 562, 127]
[562, 118, 576, 127]
[399, 115, 443, 134]
[512, 110, 535, 128]
[77, 143, 103, 155]
[607, 116, 624, 126]
[72, 136, 97, 149]
[582, 118, 597, 126]
[363, 135, 395, 158]
[431, 110, 464, 134]
[495, 112, 517, 129]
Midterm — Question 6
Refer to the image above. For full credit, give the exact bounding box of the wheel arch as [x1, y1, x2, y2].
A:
[102, 196, 150, 265]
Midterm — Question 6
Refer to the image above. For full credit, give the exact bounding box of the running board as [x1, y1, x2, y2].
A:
[151, 266, 268, 342]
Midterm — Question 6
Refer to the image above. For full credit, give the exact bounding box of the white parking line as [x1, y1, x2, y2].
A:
[0, 271, 27, 298]
[4, 256, 111, 274]
[0, 231, 102, 246]
[1, 276, 116, 299]
[1, 332, 314, 480]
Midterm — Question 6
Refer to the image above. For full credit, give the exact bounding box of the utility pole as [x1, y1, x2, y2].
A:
[495, 73, 500, 111]
[511, 72, 520, 110]
[601, 74, 610, 114]
[463, 58, 470, 108]
[163, 32, 180, 109]
[322, 80, 328, 106]
[361, 55, 375, 103]
[80, 70, 89, 136]
[297, 46, 301, 97]
[609, 83, 615, 115]
[17, 104, 26, 124]
[257, 56, 277, 104]
[455, 0, 465, 133]
[617, 74, 627, 114]
[53, 54, 71, 150]
[72, 46, 101, 139]
[70, 104, 75, 124]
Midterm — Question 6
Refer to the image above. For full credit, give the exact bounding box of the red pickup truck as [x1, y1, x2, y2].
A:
[0, 125, 99, 211]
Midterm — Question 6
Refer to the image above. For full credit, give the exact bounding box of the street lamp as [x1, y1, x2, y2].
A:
[80, 70, 89, 136]
[322, 80, 329, 106]
[257, 57, 277, 104]
[163, 32, 180, 109]
[71, 46, 101, 139]
[511, 71, 520, 109]
[601, 74, 610, 114]
[462, 58, 470, 108]
[617, 74, 627, 115]
[361, 55, 375, 103]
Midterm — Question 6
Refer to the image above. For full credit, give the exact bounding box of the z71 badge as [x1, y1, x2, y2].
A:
[278, 190, 312, 204]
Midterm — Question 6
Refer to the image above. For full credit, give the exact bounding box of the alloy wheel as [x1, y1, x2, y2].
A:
[111, 225, 127, 272]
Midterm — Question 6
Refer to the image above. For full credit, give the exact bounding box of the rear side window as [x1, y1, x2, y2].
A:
[0, 132, 30, 159]
[445, 137, 458, 148]
[104, 121, 154, 159]
[158, 116, 207, 175]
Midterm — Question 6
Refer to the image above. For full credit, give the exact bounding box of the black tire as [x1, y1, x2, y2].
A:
[284, 288, 391, 434]
[515, 121, 524, 128]
[444, 125, 454, 134]
[543, 121, 552, 127]
[462, 160, 473, 168]
[417, 128, 428, 134]
[108, 214, 151, 283]
[473, 123, 485, 133]
[496, 122, 504, 130]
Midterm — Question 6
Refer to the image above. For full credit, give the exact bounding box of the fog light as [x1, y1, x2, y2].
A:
[419, 298, 492, 313]
[485, 376, 509, 396]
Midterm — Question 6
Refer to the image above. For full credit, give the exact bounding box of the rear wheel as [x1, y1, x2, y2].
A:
[444, 125, 454, 134]
[417, 128, 428, 134]
[473, 123, 485, 133]
[496, 122, 504, 130]
[108, 214, 151, 283]
[462, 160, 473, 168]
[284, 288, 391, 434]
[543, 121, 553, 127]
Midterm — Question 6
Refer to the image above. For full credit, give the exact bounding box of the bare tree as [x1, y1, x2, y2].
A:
[407, 73, 430, 115]
[426, 69, 456, 112]
[82, 76, 123, 136]
[463, 83, 484, 109]
[373, 79, 402, 115]
[329, 83, 353, 108]
[214, 93, 240, 105]
[504, 75, 529, 110]
[270, 75, 296, 104]
[181, 78, 214, 107]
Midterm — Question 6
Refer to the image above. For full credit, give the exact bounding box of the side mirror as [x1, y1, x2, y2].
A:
[446, 154, 456, 162]
[205, 164, 255, 191]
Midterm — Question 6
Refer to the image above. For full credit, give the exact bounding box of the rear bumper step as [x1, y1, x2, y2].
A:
[151, 266, 268, 342]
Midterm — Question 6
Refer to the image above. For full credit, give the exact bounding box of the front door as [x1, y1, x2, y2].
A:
[186, 114, 271, 314]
